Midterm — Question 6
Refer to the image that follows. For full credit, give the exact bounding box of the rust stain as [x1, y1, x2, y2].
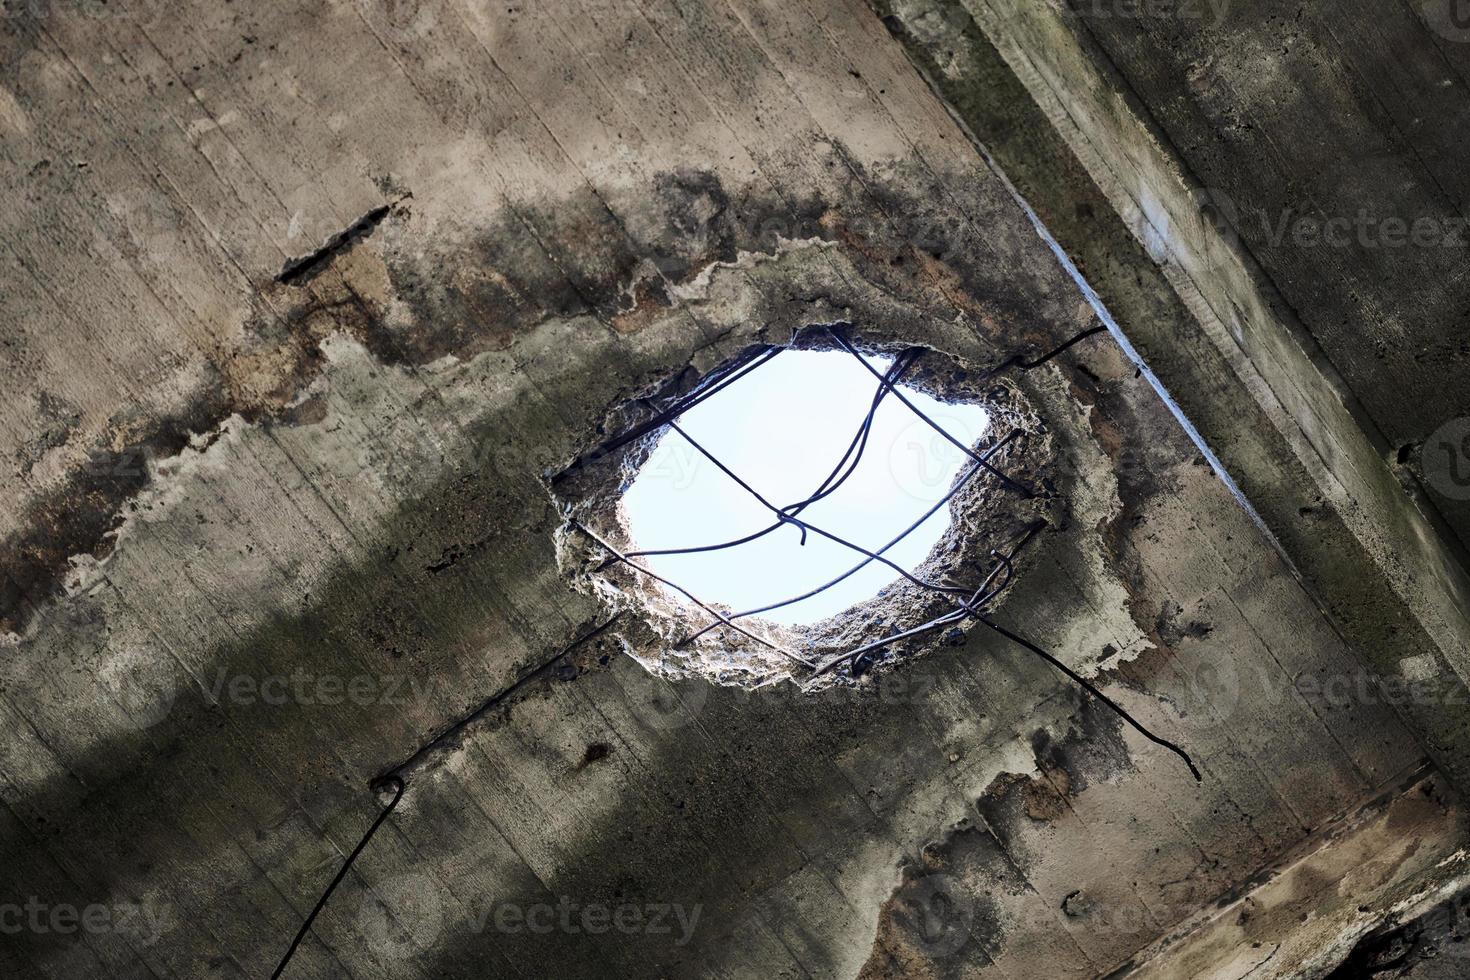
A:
[985, 768, 1072, 823]
[610, 275, 672, 335]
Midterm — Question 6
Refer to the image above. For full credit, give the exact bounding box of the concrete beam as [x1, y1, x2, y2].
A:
[1121, 766, 1470, 978]
[874, 0, 1470, 787]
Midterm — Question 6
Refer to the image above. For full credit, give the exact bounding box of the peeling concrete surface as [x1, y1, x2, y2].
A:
[0, 1, 1464, 978]
[1327, 885, 1470, 979]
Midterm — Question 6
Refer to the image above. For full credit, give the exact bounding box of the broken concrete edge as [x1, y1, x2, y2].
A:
[869, 0, 1470, 787]
[548, 315, 1057, 693]
[1107, 763, 1470, 978]
[1326, 877, 1470, 978]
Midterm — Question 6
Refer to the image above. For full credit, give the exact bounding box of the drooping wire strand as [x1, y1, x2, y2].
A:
[679, 429, 1024, 645]
[619, 348, 923, 562]
[275, 615, 628, 979]
[271, 776, 406, 979]
[571, 519, 814, 667]
[826, 328, 1036, 497]
[666, 421, 980, 598]
[553, 344, 783, 486]
[805, 519, 1042, 678]
[683, 452, 979, 642]
[978, 617, 1202, 782]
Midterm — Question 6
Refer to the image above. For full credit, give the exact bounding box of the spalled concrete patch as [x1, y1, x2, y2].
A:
[1327, 885, 1470, 979]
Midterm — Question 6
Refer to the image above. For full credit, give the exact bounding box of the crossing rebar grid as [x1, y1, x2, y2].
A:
[559, 323, 1200, 781]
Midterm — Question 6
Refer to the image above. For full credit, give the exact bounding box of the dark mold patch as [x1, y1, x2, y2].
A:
[0, 392, 231, 635]
[353, 159, 1071, 370]
[580, 742, 613, 767]
[14, 391, 82, 479]
[857, 811, 1029, 977]
[1062, 889, 1092, 917]
[1156, 599, 1214, 646]
[984, 769, 1070, 824]
[979, 694, 1131, 831]
[645, 168, 739, 278]
[1071, 353, 1198, 661]
[860, 695, 1140, 975]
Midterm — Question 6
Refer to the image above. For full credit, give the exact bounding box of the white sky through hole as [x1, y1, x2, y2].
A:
[621, 349, 991, 626]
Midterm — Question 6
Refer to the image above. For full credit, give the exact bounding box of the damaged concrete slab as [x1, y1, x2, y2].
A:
[2, 0, 1468, 977]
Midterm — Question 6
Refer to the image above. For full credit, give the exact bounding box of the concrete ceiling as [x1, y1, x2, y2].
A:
[3, 1, 1469, 978]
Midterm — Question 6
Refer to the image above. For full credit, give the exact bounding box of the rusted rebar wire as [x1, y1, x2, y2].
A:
[837, 549, 1015, 669]
[271, 776, 406, 979]
[796, 532, 1202, 781]
[667, 421, 979, 599]
[1015, 325, 1109, 369]
[807, 520, 1044, 678]
[677, 428, 1024, 646]
[371, 614, 626, 791]
[569, 519, 814, 667]
[651, 341, 782, 411]
[978, 617, 1202, 782]
[677, 461, 984, 646]
[825, 328, 1036, 498]
[553, 344, 782, 485]
[790, 513, 1201, 782]
[620, 347, 924, 562]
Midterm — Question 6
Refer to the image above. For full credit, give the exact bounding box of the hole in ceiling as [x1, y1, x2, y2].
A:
[553, 327, 1054, 689]
[621, 348, 991, 625]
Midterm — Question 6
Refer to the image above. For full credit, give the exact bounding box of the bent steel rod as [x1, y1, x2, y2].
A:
[570, 519, 813, 668]
[677, 429, 1024, 645]
[621, 347, 922, 561]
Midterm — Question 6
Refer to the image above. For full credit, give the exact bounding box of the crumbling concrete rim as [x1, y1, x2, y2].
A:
[550, 315, 1057, 692]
